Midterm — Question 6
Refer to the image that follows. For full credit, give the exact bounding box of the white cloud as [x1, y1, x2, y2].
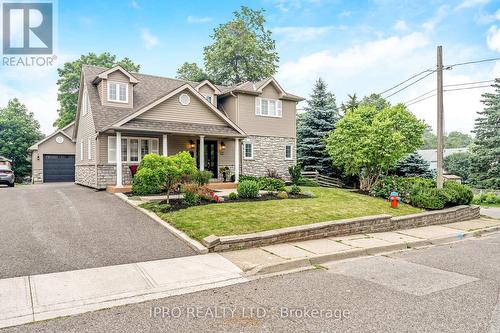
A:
[140, 28, 159, 49]
[186, 16, 212, 24]
[393, 20, 409, 32]
[273, 0, 323, 13]
[487, 25, 500, 52]
[129, 0, 140, 9]
[422, 5, 449, 31]
[273, 26, 337, 41]
[455, 0, 490, 10]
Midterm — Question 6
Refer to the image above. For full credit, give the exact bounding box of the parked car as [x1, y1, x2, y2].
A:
[0, 165, 14, 187]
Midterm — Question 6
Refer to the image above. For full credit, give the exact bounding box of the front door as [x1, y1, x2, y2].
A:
[196, 140, 218, 178]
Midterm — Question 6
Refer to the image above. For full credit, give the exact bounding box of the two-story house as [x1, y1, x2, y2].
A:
[73, 65, 303, 189]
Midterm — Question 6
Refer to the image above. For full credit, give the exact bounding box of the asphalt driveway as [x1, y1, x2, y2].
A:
[0, 183, 195, 279]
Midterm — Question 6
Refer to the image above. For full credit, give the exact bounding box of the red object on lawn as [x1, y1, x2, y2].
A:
[389, 191, 400, 208]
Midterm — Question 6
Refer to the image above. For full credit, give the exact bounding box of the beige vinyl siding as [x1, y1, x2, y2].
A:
[218, 139, 235, 166]
[62, 123, 75, 137]
[219, 95, 238, 124]
[237, 84, 296, 138]
[198, 84, 217, 106]
[31, 135, 76, 171]
[76, 84, 97, 166]
[101, 71, 134, 108]
[137, 90, 227, 126]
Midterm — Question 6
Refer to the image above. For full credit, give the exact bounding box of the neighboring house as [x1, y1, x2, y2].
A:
[29, 122, 76, 183]
[417, 148, 468, 170]
[73, 65, 303, 189]
[0, 156, 12, 169]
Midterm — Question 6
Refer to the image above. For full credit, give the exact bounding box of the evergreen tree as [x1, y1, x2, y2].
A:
[393, 152, 434, 178]
[297, 78, 340, 175]
[469, 79, 500, 189]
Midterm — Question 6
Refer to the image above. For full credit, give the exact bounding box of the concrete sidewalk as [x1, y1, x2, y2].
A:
[222, 218, 500, 274]
[0, 254, 247, 329]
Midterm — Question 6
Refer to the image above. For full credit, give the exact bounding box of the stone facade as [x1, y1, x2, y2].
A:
[75, 165, 97, 188]
[203, 205, 481, 252]
[96, 165, 133, 189]
[32, 169, 43, 184]
[241, 135, 296, 179]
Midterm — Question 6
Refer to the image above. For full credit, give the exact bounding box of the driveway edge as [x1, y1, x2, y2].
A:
[114, 193, 209, 254]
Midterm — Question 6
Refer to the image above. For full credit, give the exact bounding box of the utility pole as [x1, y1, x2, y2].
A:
[436, 45, 444, 189]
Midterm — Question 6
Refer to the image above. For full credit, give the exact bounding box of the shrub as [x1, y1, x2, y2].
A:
[266, 169, 281, 179]
[371, 176, 435, 203]
[258, 177, 286, 192]
[288, 164, 302, 185]
[289, 185, 301, 195]
[410, 188, 446, 210]
[296, 178, 320, 187]
[443, 181, 473, 205]
[189, 170, 213, 186]
[228, 192, 238, 200]
[473, 192, 500, 205]
[183, 191, 200, 206]
[237, 180, 260, 199]
[157, 203, 171, 213]
[277, 191, 289, 199]
[132, 168, 165, 195]
[239, 175, 258, 182]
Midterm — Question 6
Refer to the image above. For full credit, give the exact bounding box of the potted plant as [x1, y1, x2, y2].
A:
[220, 166, 231, 182]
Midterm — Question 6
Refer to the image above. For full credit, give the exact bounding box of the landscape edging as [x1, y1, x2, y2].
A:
[203, 205, 481, 252]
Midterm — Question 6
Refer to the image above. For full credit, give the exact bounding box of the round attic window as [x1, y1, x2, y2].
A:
[179, 93, 191, 106]
[55, 136, 64, 144]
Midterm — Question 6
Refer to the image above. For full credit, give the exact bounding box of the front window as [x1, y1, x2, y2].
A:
[107, 137, 159, 163]
[244, 143, 253, 159]
[256, 98, 282, 118]
[108, 81, 128, 103]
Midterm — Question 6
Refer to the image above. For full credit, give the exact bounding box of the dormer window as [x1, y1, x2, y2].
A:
[108, 82, 128, 103]
[203, 94, 213, 104]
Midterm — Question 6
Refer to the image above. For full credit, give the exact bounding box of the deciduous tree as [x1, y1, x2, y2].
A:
[176, 62, 209, 82]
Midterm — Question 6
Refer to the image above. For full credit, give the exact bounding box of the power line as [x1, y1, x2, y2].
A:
[403, 79, 496, 104]
[378, 68, 435, 95]
[444, 84, 493, 92]
[445, 57, 500, 68]
[406, 93, 436, 106]
[383, 70, 436, 99]
[405, 84, 493, 106]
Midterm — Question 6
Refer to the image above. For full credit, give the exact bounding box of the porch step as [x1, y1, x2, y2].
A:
[208, 182, 237, 190]
[106, 185, 132, 193]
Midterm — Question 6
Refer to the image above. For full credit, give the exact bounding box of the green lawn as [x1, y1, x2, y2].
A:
[142, 187, 422, 241]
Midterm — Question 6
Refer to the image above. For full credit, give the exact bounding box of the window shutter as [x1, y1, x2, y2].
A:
[108, 136, 116, 163]
[255, 97, 261, 115]
[277, 100, 282, 117]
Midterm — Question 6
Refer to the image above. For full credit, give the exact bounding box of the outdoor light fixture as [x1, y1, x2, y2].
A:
[220, 141, 226, 151]
[189, 140, 195, 150]
[37, 154, 39, 161]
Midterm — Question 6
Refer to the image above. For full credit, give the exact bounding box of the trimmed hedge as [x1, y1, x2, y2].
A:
[371, 176, 473, 210]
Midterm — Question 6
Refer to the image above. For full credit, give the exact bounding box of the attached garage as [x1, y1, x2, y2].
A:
[29, 122, 77, 183]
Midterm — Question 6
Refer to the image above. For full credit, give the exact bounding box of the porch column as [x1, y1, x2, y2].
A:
[199, 135, 205, 171]
[116, 132, 122, 186]
[162, 134, 168, 156]
[234, 138, 240, 183]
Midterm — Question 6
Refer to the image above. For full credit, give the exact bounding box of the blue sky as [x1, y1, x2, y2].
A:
[1, 0, 500, 134]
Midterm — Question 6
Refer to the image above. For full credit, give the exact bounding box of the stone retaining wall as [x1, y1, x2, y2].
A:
[202, 205, 480, 252]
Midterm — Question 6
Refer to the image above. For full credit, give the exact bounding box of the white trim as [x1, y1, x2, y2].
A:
[107, 81, 129, 103]
[255, 97, 282, 118]
[82, 89, 88, 116]
[80, 140, 84, 161]
[108, 136, 116, 163]
[234, 138, 240, 183]
[108, 136, 159, 164]
[243, 142, 254, 160]
[202, 93, 214, 104]
[96, 65, 139, 84]
[179, 93, 191, 106]
[162, 134, 168, 156]
[116, 132, 122, 186]
[257, 77, 286, 96]
[110, 84, 246, 136]
[195, 80, 221, 94]
[87, 137, 92, 160]
[285, 144, 293, 160]
[199, 135, 205, 171]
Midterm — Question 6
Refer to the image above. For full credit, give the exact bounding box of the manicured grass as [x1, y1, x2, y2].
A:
[142, 187, 422, 241]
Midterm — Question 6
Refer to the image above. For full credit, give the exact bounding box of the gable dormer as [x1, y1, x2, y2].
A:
[195, 80, 221, 106]
[92, 66, 139, 108]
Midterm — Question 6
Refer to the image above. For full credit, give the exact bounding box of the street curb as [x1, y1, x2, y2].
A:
[246, 226, 500, 276]
[114, 193, 209, 254]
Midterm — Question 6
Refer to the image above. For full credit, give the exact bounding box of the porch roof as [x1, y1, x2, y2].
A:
[113, 119, 245, 138]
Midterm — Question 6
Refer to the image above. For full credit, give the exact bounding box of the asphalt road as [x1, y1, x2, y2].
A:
[4, 231, 499, 332]
[0, 183, 195, 278]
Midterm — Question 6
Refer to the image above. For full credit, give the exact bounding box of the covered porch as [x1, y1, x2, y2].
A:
[106, 119, 245, 191]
